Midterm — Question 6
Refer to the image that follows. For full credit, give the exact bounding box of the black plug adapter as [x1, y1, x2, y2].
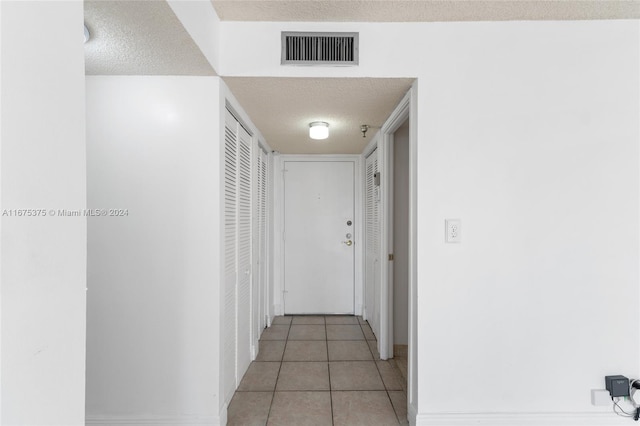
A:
[606, 375, 630, 398]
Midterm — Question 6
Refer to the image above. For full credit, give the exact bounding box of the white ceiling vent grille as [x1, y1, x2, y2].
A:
[281, 32, 359, 66]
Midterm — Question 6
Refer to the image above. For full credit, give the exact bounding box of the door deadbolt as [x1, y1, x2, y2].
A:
[346, 233, 352, 239]
[346, 220, 352, 226]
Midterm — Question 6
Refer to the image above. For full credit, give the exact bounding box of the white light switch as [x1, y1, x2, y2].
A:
[445, 219, 461, 243]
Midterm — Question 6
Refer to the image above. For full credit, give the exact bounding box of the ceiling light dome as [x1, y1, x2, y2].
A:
[309, 121, 329, 140]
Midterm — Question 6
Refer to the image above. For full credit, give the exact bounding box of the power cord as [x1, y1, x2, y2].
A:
[630, 379, 640, 421]
[612, 379, 640, 421]
[614, 397, 635, 418]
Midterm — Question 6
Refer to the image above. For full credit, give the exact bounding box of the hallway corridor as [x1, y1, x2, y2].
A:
[227, 315, 408, 425]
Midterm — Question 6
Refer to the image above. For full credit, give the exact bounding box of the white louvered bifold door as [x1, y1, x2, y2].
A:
[223, 110, 238, 402]
[223, 109, 255, 401]
[257, 148, 268, 333]
[251, 146, 269, 346]
[236, 126, 253, 380]
[365, 149, 381, 339]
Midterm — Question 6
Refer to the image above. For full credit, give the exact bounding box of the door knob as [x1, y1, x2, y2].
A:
[344, 240, 353, 246]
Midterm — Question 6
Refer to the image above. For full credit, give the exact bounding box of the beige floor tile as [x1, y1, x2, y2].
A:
[267, 391, 332, 426]
[260, 325, 290, 341]
[388, 391, 409, 425]
[362, 323, 376, 340]
[237, 362, 281, 391]
[327, 324, 365, 340]
[329, 361, 385, 390]
[325, 315, 359, 324]
[388, 359, 408, 392]
[283, 340, 328, 361]
[288, 324, 326, 340]
[328, 340, 373, 361]
[393, 345, 408, 358]
[332, 391, 399, 426]
[376, 360, 405, 391]
[292, 315, 325, 325]
[275, 361, 330, 391]
[271, 316, 292, 325]
[255, 340, 286, 362]
[227, 391, 273, 426]
[367, 340, 381, 360]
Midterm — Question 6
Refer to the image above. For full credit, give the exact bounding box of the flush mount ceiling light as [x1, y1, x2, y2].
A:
[309, 121, 329, 140]
[84, 24, 90, 43]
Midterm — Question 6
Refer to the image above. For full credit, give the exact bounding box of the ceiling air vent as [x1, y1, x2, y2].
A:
[281, 32, 359, 66]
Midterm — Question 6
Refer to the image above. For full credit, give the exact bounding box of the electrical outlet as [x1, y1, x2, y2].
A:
[591, 389, 612, 406]
[445, 219, 461, 243]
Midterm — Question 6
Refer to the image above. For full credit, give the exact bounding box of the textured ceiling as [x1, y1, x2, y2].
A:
[223, 77, 414, 154]
[84, 0, 215, 76]
[85, 0, 639, 154]
[211, 0, 640, 22]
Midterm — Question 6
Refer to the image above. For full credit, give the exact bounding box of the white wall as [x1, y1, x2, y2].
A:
[167, 0, 221, 73]
[1, 1, 87, 425]
[220, 18, 640, 424]
[415, 21, 639, 423]
[85, 76, 223, 425]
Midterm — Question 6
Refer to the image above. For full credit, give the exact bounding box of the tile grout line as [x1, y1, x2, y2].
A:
[263, 391, 275, 426]
[361, 319, 403, 425]
[264, 317, 291, 425]
[325, 316, 335, 426]
[358, 319, 377, 360]
[255, 316, 398, 425]
[359, 318, 401, 425]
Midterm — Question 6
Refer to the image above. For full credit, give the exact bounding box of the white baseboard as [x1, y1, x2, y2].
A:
[414, 412, 629, 426]
[408, 402, 419, 425]
[251, 341, 259, 359]
[86, 415, 220, 426]
[219, 402, 228, 426]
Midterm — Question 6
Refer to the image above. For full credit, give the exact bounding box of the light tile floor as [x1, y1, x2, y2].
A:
[227, 315, 408, 426]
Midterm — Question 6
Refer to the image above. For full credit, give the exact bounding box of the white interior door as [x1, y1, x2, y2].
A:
[255, 147, 268, 336]
[223, 110, 238, 401]
[223, 109, 253, 400]
[365, 150, 381, 338]
[236, 125, 252, 381]
[283, 161, 355, 314]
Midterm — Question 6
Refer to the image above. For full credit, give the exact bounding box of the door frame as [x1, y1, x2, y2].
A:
[273, 154, 364, 316]
[362, 85, 418, 417]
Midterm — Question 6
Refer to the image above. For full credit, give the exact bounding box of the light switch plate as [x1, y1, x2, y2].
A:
[445, 219, 461, 243]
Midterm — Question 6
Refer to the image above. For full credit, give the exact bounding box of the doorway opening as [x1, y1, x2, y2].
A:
[371, 87, 417, 419]
[391, 118, 410, 384]
[250, 81, 419, 423]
